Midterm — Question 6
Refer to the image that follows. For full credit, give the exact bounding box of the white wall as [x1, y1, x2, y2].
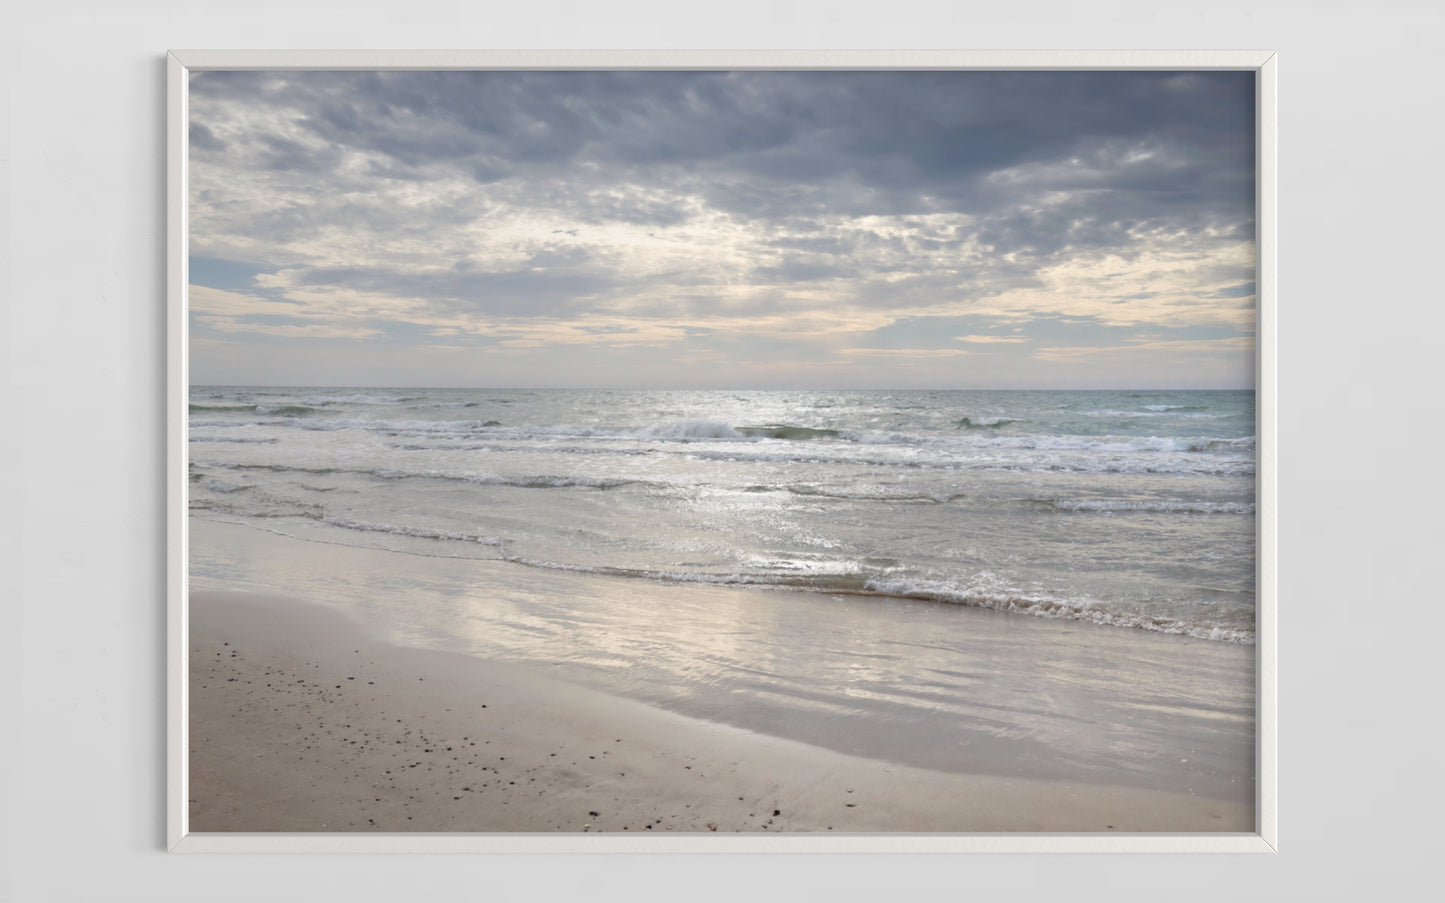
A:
[4, 2, 1442, 900]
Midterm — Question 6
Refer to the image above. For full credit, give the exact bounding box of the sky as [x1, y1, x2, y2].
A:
[188, 70, 1257, 389]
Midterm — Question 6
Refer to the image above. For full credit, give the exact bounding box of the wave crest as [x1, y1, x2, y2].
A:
[638, 420, 742, 440]
[1021, 498, 1255, 515]
[955, 416, 1021, 430]
[737, 424, 842, 440]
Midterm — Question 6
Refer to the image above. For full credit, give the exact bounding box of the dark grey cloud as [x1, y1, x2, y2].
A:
[190, 70, 1252, 218]
[189, 122, 226, 152]
[191, 69, 1253, 240]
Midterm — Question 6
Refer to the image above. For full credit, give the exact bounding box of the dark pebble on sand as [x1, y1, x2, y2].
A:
[773, 809, 781, 816]
[589, 811, 599, 817]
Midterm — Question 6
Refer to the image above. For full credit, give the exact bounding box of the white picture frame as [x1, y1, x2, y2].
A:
[167, 48, 1277, 853]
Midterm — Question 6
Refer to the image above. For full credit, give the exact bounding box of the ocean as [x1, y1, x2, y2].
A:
[189, 387, 1256, 643]
[188, 386, 1257, 796]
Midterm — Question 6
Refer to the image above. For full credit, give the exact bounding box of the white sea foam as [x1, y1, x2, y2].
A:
[201, 479, 255, 494]
[317, 515, 505, 545]
[862, 576, 1255, 644]
[303, 393, 417, 406]
[484, 557, 1255, 645]
[1024, 498, 1255, 515]
[212, 461, 643, 491]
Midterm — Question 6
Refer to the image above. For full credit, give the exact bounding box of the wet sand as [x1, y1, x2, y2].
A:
[189, 590, 1252, 833]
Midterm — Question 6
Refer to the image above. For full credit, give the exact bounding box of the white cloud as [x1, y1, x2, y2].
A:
[956, 335, 1030, 344]
[189, 284, 385, 339]
[1033, 335, 1255, 363]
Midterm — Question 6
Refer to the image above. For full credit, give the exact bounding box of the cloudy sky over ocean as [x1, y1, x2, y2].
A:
[188, 70, 1256, 389]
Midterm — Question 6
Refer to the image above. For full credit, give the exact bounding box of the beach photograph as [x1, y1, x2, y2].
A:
[184, 68, 1260, 835]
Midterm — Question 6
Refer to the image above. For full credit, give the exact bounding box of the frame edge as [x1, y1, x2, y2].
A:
[1255, 50, 1279, 854]
[169, 832, 1279, 854]
[165, 48, 1279, 854]
[166, 48, 1277, 71]
[166, 49, 190, 853]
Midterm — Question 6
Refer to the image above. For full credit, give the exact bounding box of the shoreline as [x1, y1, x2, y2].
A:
[191, 518, 1257, 801]
[189, 589, 1253, 833]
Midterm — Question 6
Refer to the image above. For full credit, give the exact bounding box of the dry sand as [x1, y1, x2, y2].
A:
[189, 591, 1252, 834]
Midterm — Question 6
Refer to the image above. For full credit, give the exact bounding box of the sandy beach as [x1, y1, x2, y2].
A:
[189, 582, 1254, 834]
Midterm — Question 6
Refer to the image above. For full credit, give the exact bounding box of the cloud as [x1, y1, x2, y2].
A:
[956, 335, 1029, 344]
[187, 70, 1257, 388]
[189, 122, 225, 152]
[189, 284, 386, 339]
[1032, 335, 1256, 364]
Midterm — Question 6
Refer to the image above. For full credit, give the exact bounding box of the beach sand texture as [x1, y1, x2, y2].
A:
[190, 591, 1251, 834]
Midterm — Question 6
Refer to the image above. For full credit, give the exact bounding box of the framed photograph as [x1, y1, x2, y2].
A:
[168, 50, 1275, 853]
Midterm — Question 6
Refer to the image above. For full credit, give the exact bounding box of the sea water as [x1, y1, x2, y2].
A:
[189, 387, 1256, 644]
